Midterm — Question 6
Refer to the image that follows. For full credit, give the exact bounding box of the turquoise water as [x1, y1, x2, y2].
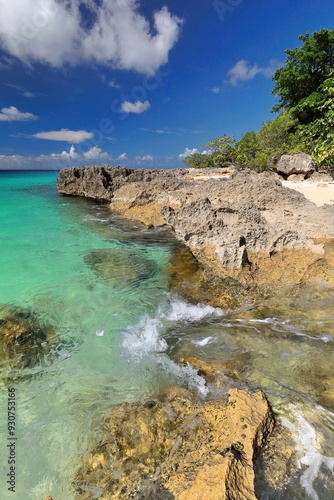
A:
[0, 171, 202, 499]
[1, 172, 334, 499]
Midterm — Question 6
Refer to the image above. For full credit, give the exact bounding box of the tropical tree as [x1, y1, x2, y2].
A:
[272, 28, 334, 122]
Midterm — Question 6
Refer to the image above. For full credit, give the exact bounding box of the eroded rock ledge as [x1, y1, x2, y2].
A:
[57, 166, 334, 307]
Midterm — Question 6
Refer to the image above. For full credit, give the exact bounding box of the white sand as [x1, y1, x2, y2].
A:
[282, 181, 334, 206]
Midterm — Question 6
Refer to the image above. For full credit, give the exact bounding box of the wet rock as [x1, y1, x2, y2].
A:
[74, 386, 275, 500]
[84, 248, 158, 286]
[178, 354, 252, 388]
[0, 304, 57, 370]
[274, 153, 316, 178]
[179, 356, 226, 387]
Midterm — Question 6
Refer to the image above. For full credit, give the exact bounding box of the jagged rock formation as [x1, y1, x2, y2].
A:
[57, 166, 334, 307]
[74, 386, 275, 500]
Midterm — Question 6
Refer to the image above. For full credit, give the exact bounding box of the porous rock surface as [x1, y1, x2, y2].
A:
[274, 153, 316, 178]
[57, 166, 334, 306]
[74, 386, 275, 500]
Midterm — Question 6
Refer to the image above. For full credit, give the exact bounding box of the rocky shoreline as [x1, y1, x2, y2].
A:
[57, 165, 334, 308]
[56, 165, 334, 499]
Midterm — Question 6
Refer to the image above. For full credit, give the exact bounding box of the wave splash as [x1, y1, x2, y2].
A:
[122, 294, 224, 398]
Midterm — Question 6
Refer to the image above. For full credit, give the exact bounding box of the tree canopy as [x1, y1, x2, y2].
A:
[272, 28, 334, 120]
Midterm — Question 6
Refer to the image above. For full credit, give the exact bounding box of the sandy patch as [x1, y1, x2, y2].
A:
[282, 181, 334, 206]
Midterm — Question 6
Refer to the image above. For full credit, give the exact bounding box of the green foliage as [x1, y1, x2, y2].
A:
[182, 135, 236, 169]
[205, 134, 236, 166]
[296, 73, 334, 166]
[234, 111, 301, 169]
[183, 153, 215, 169]
[272, 28, 334, 121]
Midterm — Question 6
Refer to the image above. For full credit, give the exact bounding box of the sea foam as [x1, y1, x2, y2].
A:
[122, 294, 224, 398]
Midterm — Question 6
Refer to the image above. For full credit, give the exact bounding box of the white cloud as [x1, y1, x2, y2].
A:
[0, 145, 112, 170]
[226, 59, 280, 86]
[83, 146, 109, 160]
[33, 128, 94, 143]
[121, 100, 150, 114]
[0, 0, 182, 76]
[109, 79, 121, 89]
[210, 87, 221, 94]
[179, 147, 210, 160]
[139, 127, 172, 134]
[50, 145, 78, 159]
[135, 155, 153, 161]
[117, 153, 127, 160]
[0, 105, 38, 121]
[179, 147, 198, 160]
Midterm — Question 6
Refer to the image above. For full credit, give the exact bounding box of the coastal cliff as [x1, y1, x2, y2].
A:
[57, 165, 334, 307]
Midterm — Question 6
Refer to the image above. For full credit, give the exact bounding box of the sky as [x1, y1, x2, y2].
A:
[0, 0, 334, 170]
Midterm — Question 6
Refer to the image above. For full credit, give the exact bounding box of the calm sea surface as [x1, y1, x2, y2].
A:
[0, 171, 333, 499]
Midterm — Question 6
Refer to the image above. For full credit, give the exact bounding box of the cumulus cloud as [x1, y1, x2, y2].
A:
[0, 0, 182, 75]
[226, 59, 280, 86]
[50, 144, 78, 159]
[179, 147, 198, 160]
[0, 105, 38, 121]
[121, 100, 150, 114]
[83, 146, 109, 160]
[33, 128, 94, 143]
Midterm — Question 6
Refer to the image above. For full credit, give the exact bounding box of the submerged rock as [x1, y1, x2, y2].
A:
[74, 386, 275, 500]
[0, 304, 57, 370]
[84, 248, 158, 286]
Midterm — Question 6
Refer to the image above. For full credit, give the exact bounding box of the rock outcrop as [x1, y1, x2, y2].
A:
[274, 153, 316, 178]
[57, 166, 334, 307]
[74, 386, 275, 500]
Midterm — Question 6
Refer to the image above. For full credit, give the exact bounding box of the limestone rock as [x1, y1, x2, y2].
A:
[74, 386, 275, 500]
[274, 153, 316, 178]
[57, 166, 334, 306]
[306, 171, 333, 182]
[287, 173, 306, 181]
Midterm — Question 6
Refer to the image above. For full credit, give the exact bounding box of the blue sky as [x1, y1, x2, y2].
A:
[0, 0, 334, 170]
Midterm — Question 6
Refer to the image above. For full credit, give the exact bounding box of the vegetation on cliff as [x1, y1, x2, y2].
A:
[184, 28, 334, 170]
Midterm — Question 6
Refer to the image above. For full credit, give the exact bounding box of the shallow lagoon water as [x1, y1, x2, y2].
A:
[0, 171, 333, 499]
